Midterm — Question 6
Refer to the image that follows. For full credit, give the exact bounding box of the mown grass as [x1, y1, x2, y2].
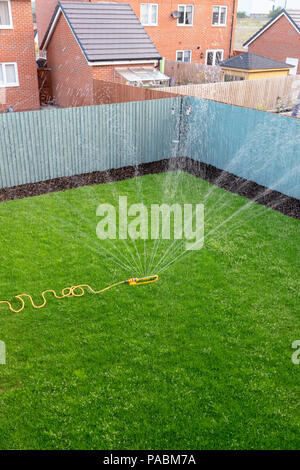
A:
[0, 171, 299, 450]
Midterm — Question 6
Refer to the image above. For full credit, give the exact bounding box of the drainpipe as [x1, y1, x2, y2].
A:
[229, 0, 236, 58]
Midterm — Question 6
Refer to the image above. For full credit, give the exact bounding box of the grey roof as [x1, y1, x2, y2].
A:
[42, 1, 161, 62]
[243, 9, 300, 46]
[219, 52, 293, 70]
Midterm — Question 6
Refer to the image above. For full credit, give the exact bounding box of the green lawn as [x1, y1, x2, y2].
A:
[0, 171, 299, 450]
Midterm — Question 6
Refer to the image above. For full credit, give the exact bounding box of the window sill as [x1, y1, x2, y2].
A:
[0, 26, 13, 30]
[177, 24, 194, 27]
[211, 24, 227, 27]
[142, 24, 158, 27]
[0, 83, 20, 88]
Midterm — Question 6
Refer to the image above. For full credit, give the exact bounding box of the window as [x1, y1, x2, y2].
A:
[206, 50, 223, 66]
[140, 3, 158, 26]
[0, 63, 19, 87]
[212, 6, 227, 26]
[224, 74, 245, 82]
[0, 1, 12, 29]
[178, 5, 193, 26]
[176, 50, 192, 62]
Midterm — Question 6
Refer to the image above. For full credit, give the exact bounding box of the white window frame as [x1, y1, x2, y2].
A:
[140, 3, 158, 26]
[0, 0, 13, 29]
[176, 50, 192, 63]
[0, 62, 19, 87]
[177, 5, 194, 26]
[205, 49, 224, 66]
[212, 6, 227, 26]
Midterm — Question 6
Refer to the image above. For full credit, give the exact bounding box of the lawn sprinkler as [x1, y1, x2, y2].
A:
[0, 275, 159, 313]
[126, 275, 159, 286]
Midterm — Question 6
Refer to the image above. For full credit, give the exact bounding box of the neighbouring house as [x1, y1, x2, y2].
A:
[243, 9, 300, 74]
[40, 1, 165, 107]
[36, 0, 238, 66]
[0, 0, 40, 112]
[219, 51, 294, 80]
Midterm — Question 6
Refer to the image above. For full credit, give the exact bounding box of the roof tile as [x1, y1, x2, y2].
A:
[220, 52, 294, 70]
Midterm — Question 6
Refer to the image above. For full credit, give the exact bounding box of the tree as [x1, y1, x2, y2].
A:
[237, 11, 247, 18]
[268, 7, 282, 18]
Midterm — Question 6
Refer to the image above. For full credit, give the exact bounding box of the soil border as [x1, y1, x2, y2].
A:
[0, 157, 299, 220]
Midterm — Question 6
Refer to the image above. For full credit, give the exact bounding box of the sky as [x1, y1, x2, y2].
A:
[238, 0, 300, 13]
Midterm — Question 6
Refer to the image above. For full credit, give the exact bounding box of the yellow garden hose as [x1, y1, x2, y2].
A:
[0, 275, 159, 313]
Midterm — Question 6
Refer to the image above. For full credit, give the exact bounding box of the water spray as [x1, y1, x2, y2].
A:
[0, 275, 159, 313]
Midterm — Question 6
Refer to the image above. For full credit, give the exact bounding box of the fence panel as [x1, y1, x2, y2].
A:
[184, 97, 300, 199]
[163, 60, 221, 85]
[158, 76, 300, 111]
[93, 80, 179, 105]
[0, 98, 182, 189]
[0, 96, 299, 200]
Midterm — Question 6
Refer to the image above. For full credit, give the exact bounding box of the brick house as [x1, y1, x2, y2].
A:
[36, 0, 238, 65]
[243, 9, 300, 75]
[40, 2, 163, 107]
[0, 0, 39, 112]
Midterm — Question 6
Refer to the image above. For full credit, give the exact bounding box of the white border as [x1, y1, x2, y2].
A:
[212, 6, 227, 27]
[140, 3, 158, 26]
[205, 49, 224, 66]
[177, 4, 194, 26]
[176, 50, 192, 62]
[0, 0, 13, 29]
[0, 62, 19, 87]
[244, 11, 300, 46]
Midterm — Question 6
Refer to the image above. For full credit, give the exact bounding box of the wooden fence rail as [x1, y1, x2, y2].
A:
[157, 76, 300, 111]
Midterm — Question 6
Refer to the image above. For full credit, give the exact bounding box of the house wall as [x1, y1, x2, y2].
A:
[36, 0, 237, 64]
[0, 0, 40, 113]
[46, 13, 93, 108]
[221, 68, 290, 80]
[247, 69, 290, 79]
[247, 14, 300, 74]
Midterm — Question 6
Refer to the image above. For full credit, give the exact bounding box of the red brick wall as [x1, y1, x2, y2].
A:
[0, 0, 40, 113]
[36, 0, 237, 63]
[248, 15, 300, 74]
[46, 13, 93, 108]
[127, 0, 238, 63]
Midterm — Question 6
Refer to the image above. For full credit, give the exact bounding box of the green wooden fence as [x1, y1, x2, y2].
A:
[0, 96, 299, 199]
[0, 98, 182, 189]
